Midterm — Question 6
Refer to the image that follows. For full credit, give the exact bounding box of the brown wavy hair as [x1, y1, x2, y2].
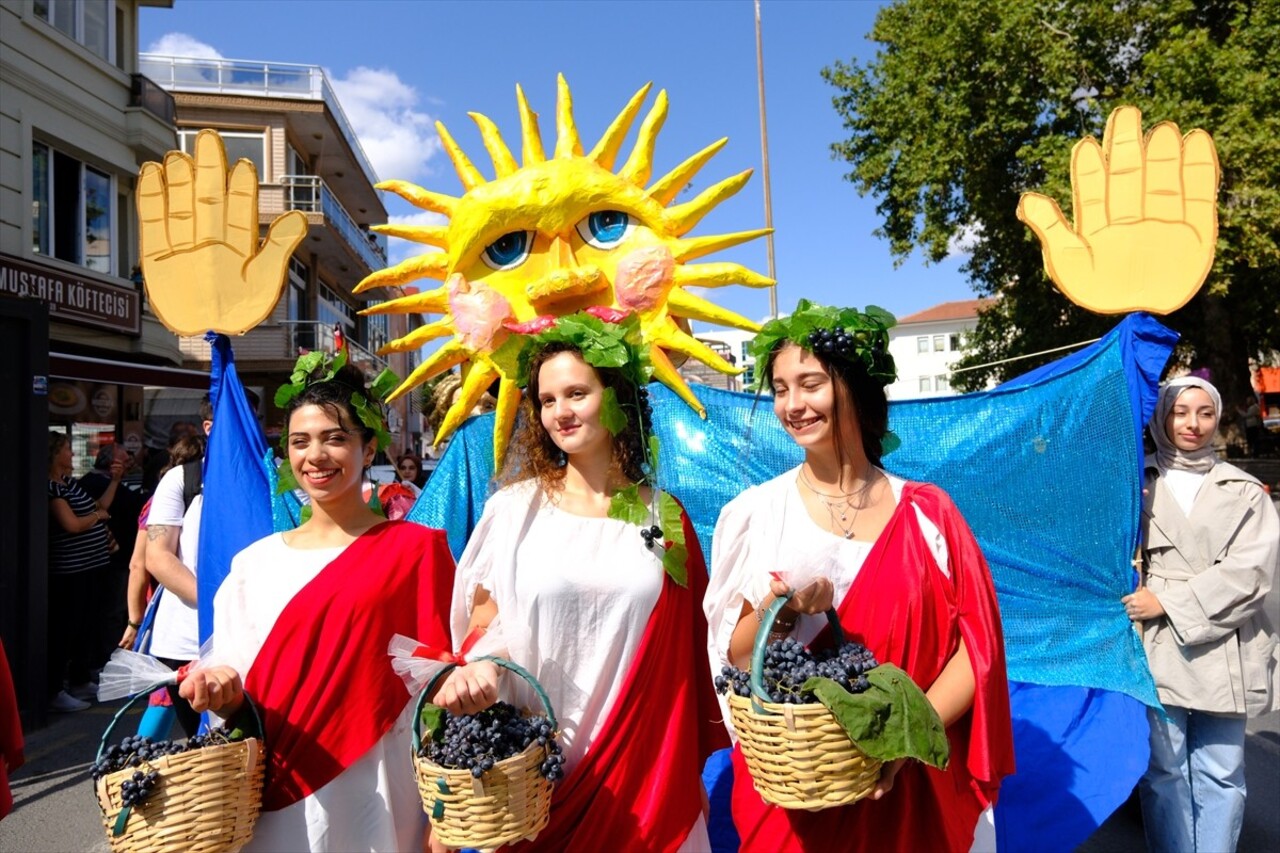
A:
[499, 343, 649, 495]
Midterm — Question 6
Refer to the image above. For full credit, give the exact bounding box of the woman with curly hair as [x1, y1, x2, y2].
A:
[433, 314, 726, 852]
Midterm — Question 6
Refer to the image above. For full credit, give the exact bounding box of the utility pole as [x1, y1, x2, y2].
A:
[754, 0, 778, 319]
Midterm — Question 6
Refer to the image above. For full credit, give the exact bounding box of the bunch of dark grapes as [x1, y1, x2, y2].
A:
[636, 385, 653, 425]
[715, 638, 879, 704]
[807, 327, 859, 361]
[422, 702, 566, 782]
[639, 524, 663, 550]
[92, 729, 242, 808]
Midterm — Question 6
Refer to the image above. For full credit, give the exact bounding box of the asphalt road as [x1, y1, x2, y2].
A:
[2, 698, 1277, 852]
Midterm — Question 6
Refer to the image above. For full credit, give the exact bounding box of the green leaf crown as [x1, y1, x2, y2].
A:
[273, 347, 400, 453]
[498, 311, 652, 391]
[747, 298, 898, 391]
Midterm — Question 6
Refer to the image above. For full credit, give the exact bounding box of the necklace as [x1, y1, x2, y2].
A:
[798, 467, 877, 539]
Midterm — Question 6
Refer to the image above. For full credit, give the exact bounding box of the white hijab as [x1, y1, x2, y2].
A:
[1151, 376, 1222, 473]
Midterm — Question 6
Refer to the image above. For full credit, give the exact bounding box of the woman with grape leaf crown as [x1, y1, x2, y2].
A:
[704, 301, 1015, 852]
[433, 310, 726, 852]
[178, 359, 455, 852]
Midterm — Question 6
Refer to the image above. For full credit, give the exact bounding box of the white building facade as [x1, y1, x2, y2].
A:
[885, 299, 993, 400]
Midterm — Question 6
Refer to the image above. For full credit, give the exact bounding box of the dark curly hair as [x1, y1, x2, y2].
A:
[283, 363, 379, 446]
[500, 343, 650, 494]
[760, 340, 890, 470]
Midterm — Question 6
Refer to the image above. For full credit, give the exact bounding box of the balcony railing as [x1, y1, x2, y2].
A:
[280, 321, 387, 374]
[138, 53, 380, 189]
[130, 73, 176, 124]
[281, 175, 387, 271]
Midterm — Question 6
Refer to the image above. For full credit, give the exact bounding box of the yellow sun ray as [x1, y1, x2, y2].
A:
[647, 138, 728, 207]
[672, 261, 775, 290]
[619, 89, 668, 187]
[435, 363, 500, 446]
[588, 83, 653, 170]
[492, 378, 521, 468]
[673, 228, 772, 262]
[372, 316, 453, 354]
[660, 325, 742, 375]
[554, 74, 583, 159]
[436, 121, 486, 191]
[515, 84, 546, 166]
[387, 341, 469, 403]
[359, 285, 449, 315]
[362, 77, 772, 463]
[354, 253, 449, 293]
[375, 180, 456, 218]
[371, 223, 450, 249]
[665, 169, 753, 236]
[649, 346, 705, 417]
[667, 288, 761, 331]
[469, 112, 519, 179]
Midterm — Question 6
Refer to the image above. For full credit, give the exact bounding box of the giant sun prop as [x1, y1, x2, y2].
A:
[357, 75, 773, 464]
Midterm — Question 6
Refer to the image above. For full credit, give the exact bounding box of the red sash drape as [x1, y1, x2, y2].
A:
[242, 521, 455, 811]
[0, 639, 23, 820]
[508, 509, 728, 853]
[731, 483, 1014, 852]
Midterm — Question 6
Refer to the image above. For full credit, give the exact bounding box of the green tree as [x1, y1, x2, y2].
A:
[823, 0, 1279, 404]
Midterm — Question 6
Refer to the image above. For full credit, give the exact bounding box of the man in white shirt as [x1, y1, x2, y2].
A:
[144, 396, 211, 736]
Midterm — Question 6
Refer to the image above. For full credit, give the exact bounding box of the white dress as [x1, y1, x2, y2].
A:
[452, 480, 710, 851]
[212, 534, 426, 853]
[704, 466, 995, 853]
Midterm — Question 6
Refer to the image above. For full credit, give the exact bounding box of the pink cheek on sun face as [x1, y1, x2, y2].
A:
[613, 246, 675, 312]
[447, 273, 513, 350]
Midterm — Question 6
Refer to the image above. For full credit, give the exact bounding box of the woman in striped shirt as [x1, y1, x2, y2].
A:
[47, 432, 114, 712]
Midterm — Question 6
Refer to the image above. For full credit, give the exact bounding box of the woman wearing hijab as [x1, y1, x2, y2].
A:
[1125, 375, 1280, 853]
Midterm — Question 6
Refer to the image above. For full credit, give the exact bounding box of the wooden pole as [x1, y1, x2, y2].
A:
[754, 0, 778, 319]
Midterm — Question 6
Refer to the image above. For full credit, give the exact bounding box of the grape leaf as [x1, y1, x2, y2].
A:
[607, 484, 648, 526]
[419, 703, 446, 744]
[600, 387, 627, 436]
[802, 664, 949, 769]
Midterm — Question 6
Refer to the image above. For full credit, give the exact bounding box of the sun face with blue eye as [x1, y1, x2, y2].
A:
[356, 75, 774, 465]
[482, 230, 534, 271]
[577, 210, 634, 249]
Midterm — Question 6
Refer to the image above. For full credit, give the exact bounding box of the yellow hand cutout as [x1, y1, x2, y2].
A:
[137, 129, 307, 336]
[1017, 105, 1219, 315]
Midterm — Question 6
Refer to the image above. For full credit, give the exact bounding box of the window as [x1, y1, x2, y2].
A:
[179, 130, 266, 179]
[917, 336, 930, 354]
[32, 141, 115, 275]
[935, 375, 950, 392]
[933, 334, 946, 352]
[950, 332, 962, 351]
[317, 283, 355, 329]
[34, 0, 113, 62]
[919, 377, 932, 393]
[366, 308, 390, 354]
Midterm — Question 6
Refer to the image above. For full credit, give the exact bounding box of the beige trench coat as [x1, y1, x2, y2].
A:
[1140, 457, 1280, 717]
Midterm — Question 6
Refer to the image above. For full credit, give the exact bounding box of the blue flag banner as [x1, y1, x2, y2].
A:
[409, 313, 1177, 850]
[196, 334, 275, 644]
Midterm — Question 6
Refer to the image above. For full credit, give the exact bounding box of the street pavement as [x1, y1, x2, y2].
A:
[2, 697, 1277, 851]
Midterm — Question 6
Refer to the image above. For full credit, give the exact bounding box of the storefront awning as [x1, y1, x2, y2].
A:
[50, 352, 210, 390]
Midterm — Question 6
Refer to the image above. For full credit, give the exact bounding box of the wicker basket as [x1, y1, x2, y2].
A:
[413, 656, 556, 850]
[727, 596, 882, 811]
[94, 685, 265, 853]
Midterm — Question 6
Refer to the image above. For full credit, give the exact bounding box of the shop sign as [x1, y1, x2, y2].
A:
[0, 252, 140, 335]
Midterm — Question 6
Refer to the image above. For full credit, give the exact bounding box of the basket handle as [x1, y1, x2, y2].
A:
[411, 655, 557, 752]
[96, 680, 265, 763]
[749, 593, 846, 709]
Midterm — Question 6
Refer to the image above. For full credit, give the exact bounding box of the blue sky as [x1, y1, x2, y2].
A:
[139, 0, 975, 327]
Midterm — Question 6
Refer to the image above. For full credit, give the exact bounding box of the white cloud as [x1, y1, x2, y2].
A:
[329, 67, 440, 184]
[947, 222, 983, 258]
[385, 210, 448, 267]
[146, 33, 223, 59]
